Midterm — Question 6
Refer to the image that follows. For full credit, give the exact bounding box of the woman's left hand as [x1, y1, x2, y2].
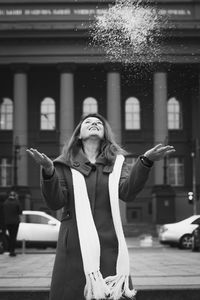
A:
[144, 144, 175, 162]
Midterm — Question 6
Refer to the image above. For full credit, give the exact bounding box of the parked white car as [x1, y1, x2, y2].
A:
[158, 215, 200, 249]
[16, 210, 60, 248]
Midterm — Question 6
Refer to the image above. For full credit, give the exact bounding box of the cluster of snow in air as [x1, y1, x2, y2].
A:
[90, 0, 165, 64]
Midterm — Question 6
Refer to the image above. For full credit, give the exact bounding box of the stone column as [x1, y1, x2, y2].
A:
[57, 65, 75, 219]
[152, 70, 172, 224]
[59, 65, 75, 152]
[107, 67, 127, 224]
[191, 69, 200, 214]
[13, 67, 30, 209]
[107, 70, 121, 143]
[153, 71, 168, 185]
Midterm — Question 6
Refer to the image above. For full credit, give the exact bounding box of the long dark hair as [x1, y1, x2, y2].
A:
[62, 113, 127, 164]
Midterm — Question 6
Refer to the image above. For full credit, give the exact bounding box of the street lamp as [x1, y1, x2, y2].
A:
[191, 151, 197, 215]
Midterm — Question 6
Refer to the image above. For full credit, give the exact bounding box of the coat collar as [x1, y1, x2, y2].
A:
[54, 149, 114, 176]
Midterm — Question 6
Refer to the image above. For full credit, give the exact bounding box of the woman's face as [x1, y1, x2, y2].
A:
[79, 117, 104, 141]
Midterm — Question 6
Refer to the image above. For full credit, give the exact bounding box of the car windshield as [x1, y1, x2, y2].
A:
[192, 218, 200, 225]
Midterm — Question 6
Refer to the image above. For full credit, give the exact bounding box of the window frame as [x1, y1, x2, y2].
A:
[167, 156, 184, 186]
[167, 97, 182, 130]
[40, 97, 56, 131]
[0, 157, 13, 187]
[125, 97, 141, 130]
[0, 97, 13, 130]
[82, 97, 98, 115]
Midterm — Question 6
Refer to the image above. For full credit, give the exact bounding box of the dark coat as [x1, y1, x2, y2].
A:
[41, 150, 151, 300]
[0, 200, 5, 230]
[3, 197, 22, 225]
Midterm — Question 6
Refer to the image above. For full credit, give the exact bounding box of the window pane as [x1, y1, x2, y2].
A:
[167, 157, 184, 186]
[83, 97, 98, 115]
[0, 98, 13, 130]
[125, 97, 140, 130]
[168, 97, 182, 130]
[40, 97, 56, 130]
[0, 158, 12, 187]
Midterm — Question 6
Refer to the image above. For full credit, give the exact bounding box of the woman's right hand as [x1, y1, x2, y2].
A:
[26, 148, 54, 176]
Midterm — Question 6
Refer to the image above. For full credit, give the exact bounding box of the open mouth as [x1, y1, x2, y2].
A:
[89, 126, 99, 131]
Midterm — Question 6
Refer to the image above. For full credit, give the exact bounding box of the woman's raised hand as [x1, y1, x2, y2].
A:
[26, 148, 54, 176]
[144, 144, 175, 162]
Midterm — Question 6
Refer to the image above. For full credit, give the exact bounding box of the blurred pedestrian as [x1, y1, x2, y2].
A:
[0, 197, 6, 254]
[3, 189, 22, 257]
[27, 113, 175, 300]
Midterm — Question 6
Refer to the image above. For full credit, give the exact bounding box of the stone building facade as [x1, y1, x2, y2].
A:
[0, 0, 200, 224]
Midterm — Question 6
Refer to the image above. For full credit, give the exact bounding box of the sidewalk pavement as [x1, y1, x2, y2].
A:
[0, 237, 200, 292]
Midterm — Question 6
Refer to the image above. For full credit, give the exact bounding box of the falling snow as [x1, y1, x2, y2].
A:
[90, 0, 166, 64]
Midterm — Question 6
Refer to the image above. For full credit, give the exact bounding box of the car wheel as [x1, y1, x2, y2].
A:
[179, 234, 192, 249]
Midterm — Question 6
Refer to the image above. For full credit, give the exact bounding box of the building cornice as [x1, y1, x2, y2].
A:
[0, 0, 200, 64]
[0, 1, 199, 3]
[0, 1, 199, 37]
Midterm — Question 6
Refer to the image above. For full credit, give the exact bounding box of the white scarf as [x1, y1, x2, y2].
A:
[71, 155, 137, 300]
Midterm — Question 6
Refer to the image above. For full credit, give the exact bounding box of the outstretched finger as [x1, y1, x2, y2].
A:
[154, 144, 163, 151]
[26, 148, 45, 162]
[165, 148, 176, 155]
[162, 146, 175, 153]
[41, 153, 49, 160]
[158, 145, 175, 153]
[26, 149, 34, 156]
[31, 148, 44, 159]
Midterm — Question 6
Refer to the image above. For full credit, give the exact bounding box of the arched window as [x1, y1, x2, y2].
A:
[125, 97, 141, 130]
[0, 98, 13, 130]
[168, 97, 182, 130]
[40, 97, 56, 130]
[83, 97, 98, 115]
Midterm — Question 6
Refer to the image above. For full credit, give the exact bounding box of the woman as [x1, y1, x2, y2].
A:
[27, 113, 175, 300]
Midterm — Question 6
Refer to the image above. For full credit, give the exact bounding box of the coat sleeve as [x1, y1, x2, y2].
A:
[17, 200, 23, 215]
[40, 166, 67, 210]
[119, 157, 152, 202]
